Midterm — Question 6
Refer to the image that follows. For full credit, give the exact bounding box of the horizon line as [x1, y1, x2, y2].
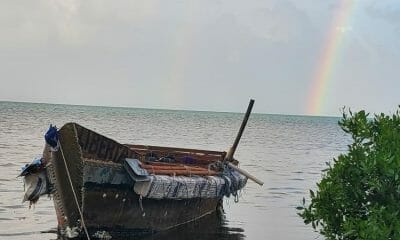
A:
[0, 99, 342, 118]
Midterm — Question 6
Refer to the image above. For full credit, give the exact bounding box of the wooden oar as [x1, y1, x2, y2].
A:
[225, 99, 255, 161]
[226, 162, 264, 186]
[225, 99, 264, 186]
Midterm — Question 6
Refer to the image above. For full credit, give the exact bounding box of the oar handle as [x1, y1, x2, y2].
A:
[227, 162, 264, 186]
[225, 99, 255, 161]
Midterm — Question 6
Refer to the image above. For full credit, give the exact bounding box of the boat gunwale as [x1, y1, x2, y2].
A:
[125, 144, 226, 157]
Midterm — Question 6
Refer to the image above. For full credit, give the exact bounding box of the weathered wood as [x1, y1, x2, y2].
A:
[75, 124, 140, 162]
[227, 162, 264, 186]
[225, 99, 255, 161]
[45, 122, 245, 239]
[45, 123, 84, 230]
[222, 100, 264, 186]
[126, 144, 225, 157]
[82, 185, 219, 236]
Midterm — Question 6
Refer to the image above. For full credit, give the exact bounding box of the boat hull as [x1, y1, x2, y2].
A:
[83, 183, 221, 236]
[44, 123, 223, 239]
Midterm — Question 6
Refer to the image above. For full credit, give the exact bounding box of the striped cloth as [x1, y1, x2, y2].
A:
[134, 170, 247, 199]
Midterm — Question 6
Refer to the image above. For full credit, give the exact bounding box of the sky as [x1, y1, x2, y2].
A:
[0, 0, 399, 116]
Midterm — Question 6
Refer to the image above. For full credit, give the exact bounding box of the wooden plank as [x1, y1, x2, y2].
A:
[125, 144, 225, 156]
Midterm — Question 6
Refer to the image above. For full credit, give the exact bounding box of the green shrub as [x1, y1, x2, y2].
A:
[298, 108, 400, 240]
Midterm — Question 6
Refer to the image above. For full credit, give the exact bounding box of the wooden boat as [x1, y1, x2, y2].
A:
[22, 100, 262, 239]
[42, 122, 241, 239]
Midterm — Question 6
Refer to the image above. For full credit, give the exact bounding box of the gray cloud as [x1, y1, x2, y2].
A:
[0, 0, 399, 115]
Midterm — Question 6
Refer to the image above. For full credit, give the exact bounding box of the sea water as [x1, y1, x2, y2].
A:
[0, 101, 350, 240]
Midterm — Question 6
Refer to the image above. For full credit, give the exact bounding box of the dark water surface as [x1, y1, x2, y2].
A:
[0, 101, 350, 239]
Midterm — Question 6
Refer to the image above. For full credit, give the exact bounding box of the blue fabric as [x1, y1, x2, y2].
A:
[181, 156, 195, 164]
[44, 125, 58, 148]
[19, 157, 43, 177]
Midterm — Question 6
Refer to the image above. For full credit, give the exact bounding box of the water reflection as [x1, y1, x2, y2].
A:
[138, 212, 244, 240]
[50, 212, 244, 240]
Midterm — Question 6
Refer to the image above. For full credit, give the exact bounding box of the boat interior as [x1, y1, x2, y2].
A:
[72, 123, 227, 176]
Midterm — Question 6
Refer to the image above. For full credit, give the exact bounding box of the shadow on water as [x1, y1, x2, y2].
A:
[51, 212, 244, 240]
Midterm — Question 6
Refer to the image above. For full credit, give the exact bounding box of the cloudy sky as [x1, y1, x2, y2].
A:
[0, 0, 399, 116]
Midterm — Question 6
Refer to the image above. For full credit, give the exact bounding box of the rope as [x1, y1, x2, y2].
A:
[139, 195, 145, 216]
[58, 140, 91, 240]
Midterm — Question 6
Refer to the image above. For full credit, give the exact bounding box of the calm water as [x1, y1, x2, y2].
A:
[0, 101, 350, 239]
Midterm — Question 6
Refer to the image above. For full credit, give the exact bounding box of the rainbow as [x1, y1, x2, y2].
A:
[306, 0, 356, 116]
